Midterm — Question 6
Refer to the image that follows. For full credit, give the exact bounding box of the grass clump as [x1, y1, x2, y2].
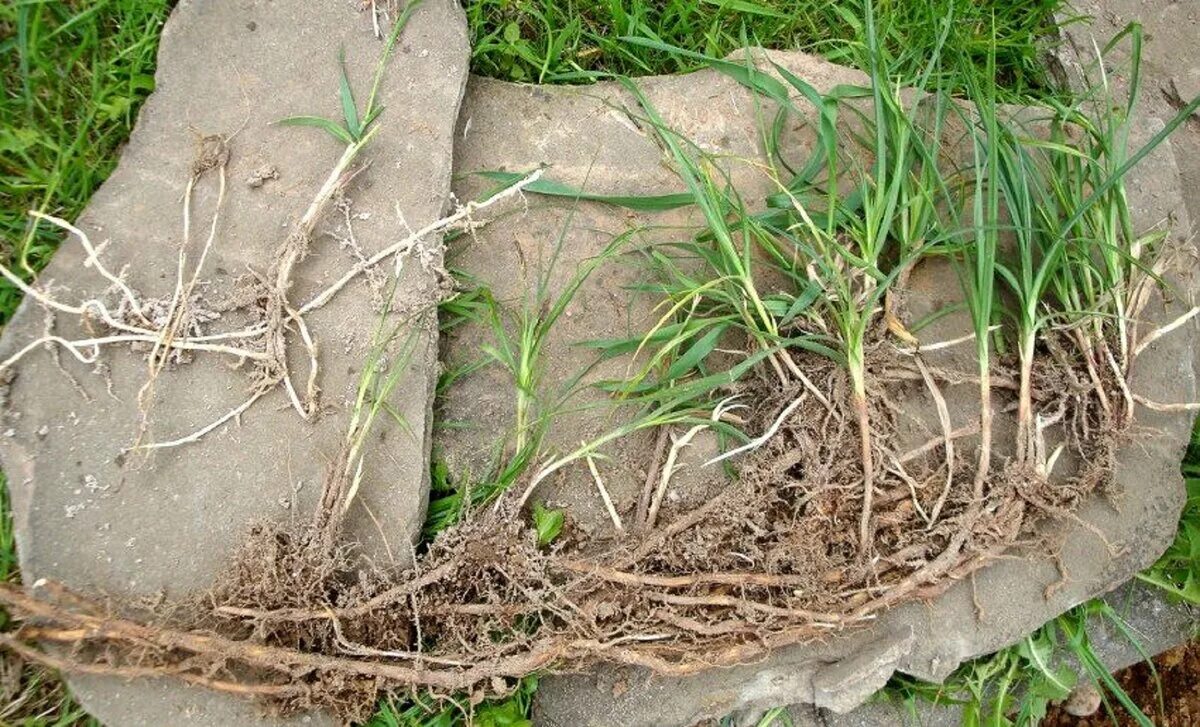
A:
[465, 0, 1068, 97]
[1138, 419, 1200, 603]
[883, 598, 1168, 726]
[0, 0, 169, 325]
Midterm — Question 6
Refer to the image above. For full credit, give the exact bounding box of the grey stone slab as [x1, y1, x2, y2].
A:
[0, 0, 468, 724]
[1057, 0, 1200, 248]
[796, 583, 1199, 727]
[440, 51, 1199, 726]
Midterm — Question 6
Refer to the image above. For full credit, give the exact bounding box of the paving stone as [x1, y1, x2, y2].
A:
[0, 0, 469, 724]
[440, 51, 1199, 725]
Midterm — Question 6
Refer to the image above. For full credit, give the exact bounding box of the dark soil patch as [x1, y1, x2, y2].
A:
[1045, 640, 1200, 726]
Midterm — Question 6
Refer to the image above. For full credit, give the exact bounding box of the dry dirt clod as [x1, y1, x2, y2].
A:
[1063, 681, 1103, 717]
[246, 164, 279, 189]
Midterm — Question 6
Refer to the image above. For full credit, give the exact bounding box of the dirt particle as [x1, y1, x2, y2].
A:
[1063, 682, 1102, 717]
[246, 164, 279, 189]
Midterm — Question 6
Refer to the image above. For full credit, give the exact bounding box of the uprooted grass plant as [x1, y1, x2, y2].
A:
[3, 5, 1200, 727]
[2, 2, 1200, 724]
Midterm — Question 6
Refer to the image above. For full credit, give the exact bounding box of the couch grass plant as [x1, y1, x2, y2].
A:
[2, 1, 1199, 726]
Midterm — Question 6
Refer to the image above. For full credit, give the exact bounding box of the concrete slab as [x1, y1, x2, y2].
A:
[439, 52, 1198, 725]
[0, 0, 468, 724]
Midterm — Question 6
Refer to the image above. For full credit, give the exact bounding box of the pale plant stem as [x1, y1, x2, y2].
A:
[28, 211, 148, 326]
[0, 247, 156, 339]
[764, 348, 789, 386]
[851, 364, 874, 553]
[152, 174, 196, 378]
[282, 372, 309, 421]
[129, 389, 268, 451]
[1115, 296, 1130, 368]
[1134, 395, 1200, 412]
[290, 308, 320, 415]
[1133, 305, 1200, 358]
[1075, 330, 1112, 417]
[514, 340, 535, 453]
[779, 350, 831, 409]
[647, 424, 706, 529]
[186, 325, 268, 342]
[895, 325, 1000, 356]
[144, 164, 229, 414]
[974, 367, 992, 502]
[271, 143, 363, 414]
[0, 335, 266, 373]
[1102, 340, 1135, 423]
[585, 455, 624, 533]
[1015, 334, 1035, 466]
[917, 356, 955, 526]
[704, 392, 806, 467]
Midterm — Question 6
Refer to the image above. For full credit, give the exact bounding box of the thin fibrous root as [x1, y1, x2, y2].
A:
[585, 454, 624, 532]
[1132, 305, 1200, 358]
[916, 356, 955, 526]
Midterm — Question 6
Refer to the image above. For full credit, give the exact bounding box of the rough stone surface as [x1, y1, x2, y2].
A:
[1059, 0, 1200, 234]
[0, 0, 468, 724]
[441, 51, 1199, 725]
[785, 583, 1198, 725]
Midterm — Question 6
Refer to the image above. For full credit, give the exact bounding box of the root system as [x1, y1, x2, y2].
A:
[0, 328, 1129, 721]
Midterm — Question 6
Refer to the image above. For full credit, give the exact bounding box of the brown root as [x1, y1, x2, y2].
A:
[0, 333, 1131, 720]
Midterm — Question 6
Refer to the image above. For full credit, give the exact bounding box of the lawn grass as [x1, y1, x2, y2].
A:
[0, 0, 169, 326]
[466, 0, 1067, 96]
[0, 0, 1194, 725]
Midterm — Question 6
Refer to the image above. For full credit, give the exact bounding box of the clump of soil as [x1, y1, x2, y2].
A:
[1044, 641, 1200, 726]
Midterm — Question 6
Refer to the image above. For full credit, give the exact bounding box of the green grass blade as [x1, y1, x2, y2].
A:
[278, 115, 355, 145]
[338, 48, 361, 139]
[476, 170, 693, 211]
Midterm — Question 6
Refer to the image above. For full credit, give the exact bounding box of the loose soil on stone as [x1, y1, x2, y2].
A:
[1044, 640, 1200, 726]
